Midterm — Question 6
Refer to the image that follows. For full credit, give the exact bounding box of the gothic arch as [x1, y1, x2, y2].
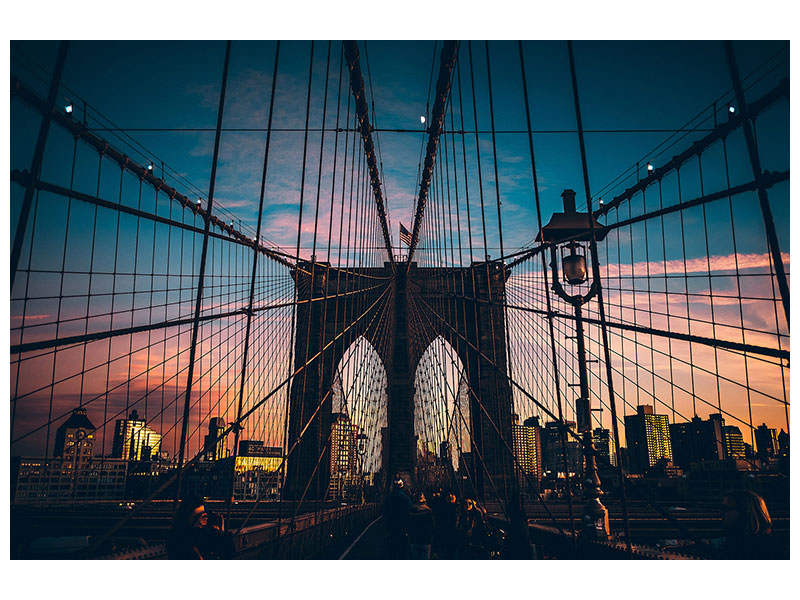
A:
[286, 260, 515, 501]
[413, 336, 471, 482]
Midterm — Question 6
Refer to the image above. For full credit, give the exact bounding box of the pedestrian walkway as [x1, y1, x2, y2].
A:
[339, 516, 389, 559]
[310, 516, 389, 560]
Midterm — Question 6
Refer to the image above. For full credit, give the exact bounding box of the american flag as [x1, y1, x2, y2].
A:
[399, 223, 412, 246]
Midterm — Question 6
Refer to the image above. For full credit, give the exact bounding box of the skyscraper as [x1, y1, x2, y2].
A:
[723, 425, 746, 460]
[540, 420, 582, 477]
[234, 441, 282, 471]
[593, 427, 616, 468]
[54, 407, 96, 469]
[669, 413, 725, 469]
[512, 414, 543, 489]
[203, 417, 227, 461]
[624, 405, 672, 474]
[777, 429, 789, 457]
[328, 413, 358, 499]
[754, 423, 778, 461]
[112, 410, 162, 462]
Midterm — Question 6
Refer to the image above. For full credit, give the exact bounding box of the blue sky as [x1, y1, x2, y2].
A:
[11, 40, 789, 259]
[10, 40, 790, 454]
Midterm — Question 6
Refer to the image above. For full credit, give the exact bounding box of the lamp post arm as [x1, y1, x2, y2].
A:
[547, 244, 610, 540]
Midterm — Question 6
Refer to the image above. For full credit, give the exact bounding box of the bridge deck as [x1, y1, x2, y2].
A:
[315, 515, 388, 559]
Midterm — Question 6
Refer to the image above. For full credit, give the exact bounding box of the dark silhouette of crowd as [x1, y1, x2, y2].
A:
[166, 484, 784, 561]
[382, 475, 533, 560]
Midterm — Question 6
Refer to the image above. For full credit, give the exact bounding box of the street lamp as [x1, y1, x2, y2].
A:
[356, 431, 368, 505]
[537, 188, 610, 540]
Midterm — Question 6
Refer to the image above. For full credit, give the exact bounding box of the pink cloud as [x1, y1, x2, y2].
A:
[601, 251, 790, 278]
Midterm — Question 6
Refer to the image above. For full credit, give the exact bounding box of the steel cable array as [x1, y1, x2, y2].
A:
[9, 40, 789, 555]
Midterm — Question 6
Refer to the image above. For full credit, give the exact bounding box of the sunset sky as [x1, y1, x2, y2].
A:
[10, 40, 789, 459]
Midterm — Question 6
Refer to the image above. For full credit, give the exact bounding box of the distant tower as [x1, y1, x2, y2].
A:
[624, 405, 672, 474]
[54, 407, 96, 468]
[723, 425, 746, 460]
[112, 410, 162, 461]
[541, 420, 581, 476]
[754, 423, 778, 461]
[593, 427, 616, 468]
[668, 413, 725, 469]
[512, 415, 543, 490]
[203, 417, 227, 461]
[328, 413, 358, 499]
[777, 429, 789, 457]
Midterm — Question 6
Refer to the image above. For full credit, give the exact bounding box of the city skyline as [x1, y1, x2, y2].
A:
[12, 41, 788, 464]
[9, 32, 789, 564]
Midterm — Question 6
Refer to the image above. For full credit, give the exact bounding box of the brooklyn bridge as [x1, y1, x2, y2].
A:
[9, 39, 789, 562]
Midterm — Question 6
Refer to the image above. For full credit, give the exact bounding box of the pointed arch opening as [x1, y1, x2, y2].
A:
[328, 335, 388, 500]
[413, 336, 471, 488]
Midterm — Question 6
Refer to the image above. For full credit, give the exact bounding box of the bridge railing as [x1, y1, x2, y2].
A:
[95, 503, 379, 560]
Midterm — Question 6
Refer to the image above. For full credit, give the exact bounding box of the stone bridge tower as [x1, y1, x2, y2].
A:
[283, 260, 514, 503]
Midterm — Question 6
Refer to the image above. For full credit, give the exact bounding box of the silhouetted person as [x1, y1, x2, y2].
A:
[432, 492, 460, 560]
[428, 488, 444, 518]
[407, 491, 435, 559]
[427, 488, 443, 555]
[459, 498, 490, 559]
[198, 512, 236, 559]
[383, 476, 412, 559]
[503, 495, 535, 560]
[167, 495, 207, 559]
[719, 490, 783, 559]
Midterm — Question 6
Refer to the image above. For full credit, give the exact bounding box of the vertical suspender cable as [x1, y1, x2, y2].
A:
[307, 40, 333, 503]
[405, 41, 459, 268]
[228, 41, 281, 516]
[175, 40, 232, 502]
[517, 41, 576, 540]
[723, 41, 789, 330]
[485, 40, 515, 503]
[281, 40, 315, 508]
[11, 41, 69, 288]
[566, 40, 631, 553]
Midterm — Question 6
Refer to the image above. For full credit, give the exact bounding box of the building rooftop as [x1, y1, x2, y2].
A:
[59, 407, 96, 431]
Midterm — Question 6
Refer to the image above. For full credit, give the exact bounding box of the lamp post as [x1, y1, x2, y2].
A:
[538, 189, 610, 540]
[356, 431, 368, 504]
